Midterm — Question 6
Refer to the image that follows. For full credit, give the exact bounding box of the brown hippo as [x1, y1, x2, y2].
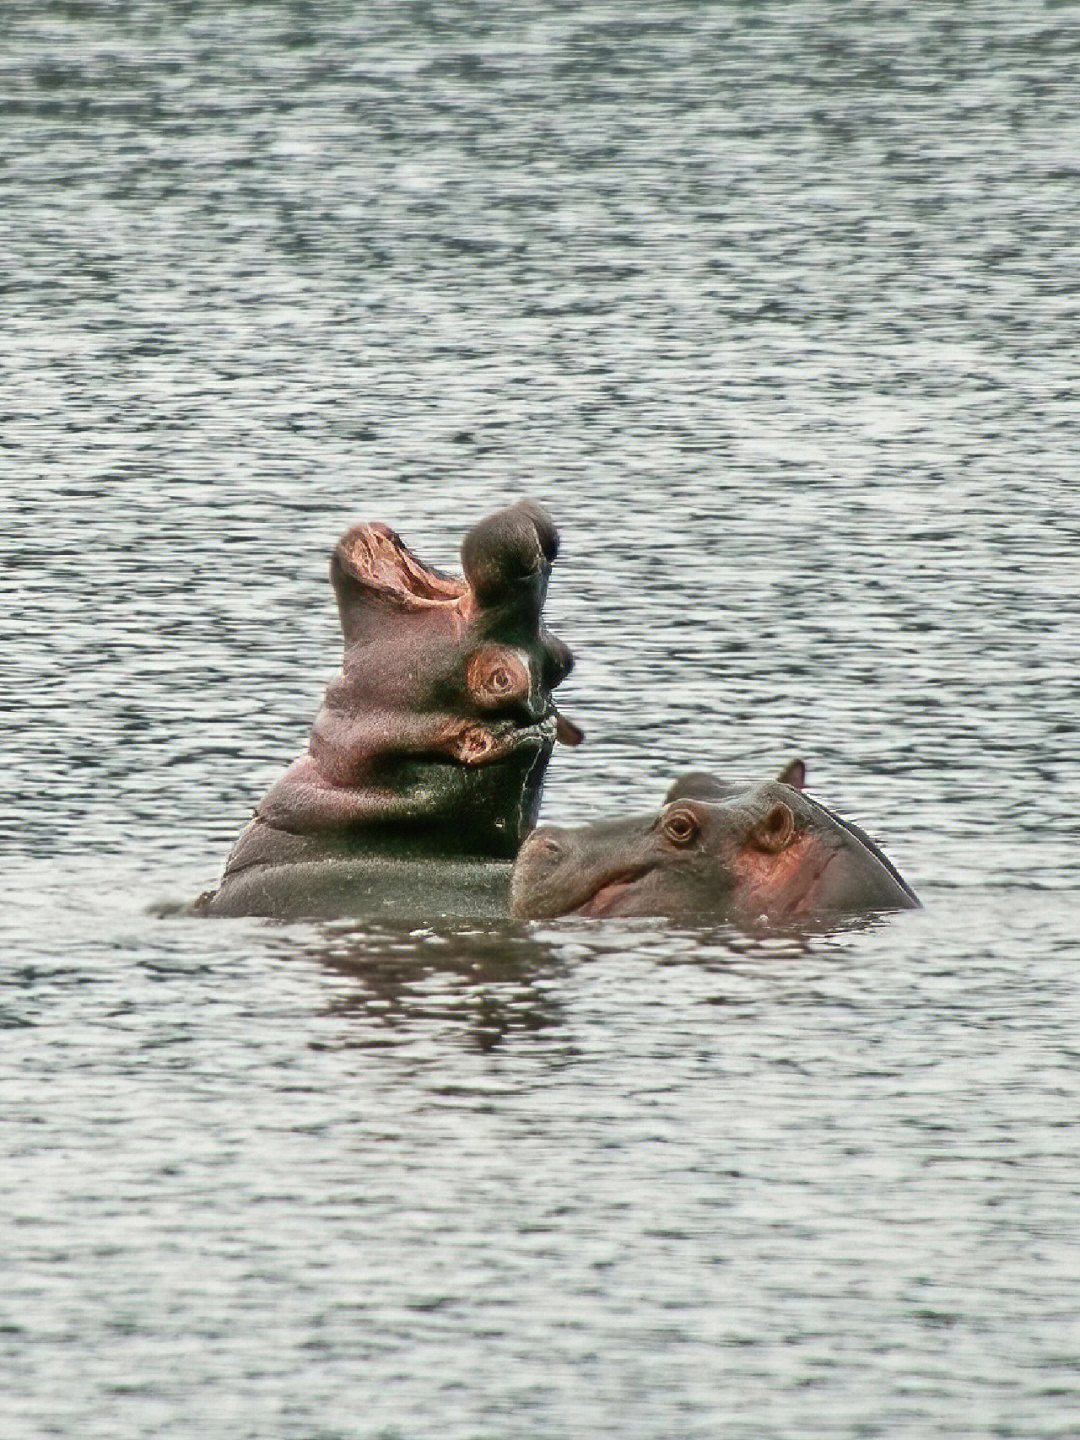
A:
[200, 501, 580, 918]
[510, 771, 918, 925]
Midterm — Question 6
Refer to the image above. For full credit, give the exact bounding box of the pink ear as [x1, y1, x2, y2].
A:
[555, 713, 584, 746]
[750, 802, 796, 853]
[778, 758, 806, 790]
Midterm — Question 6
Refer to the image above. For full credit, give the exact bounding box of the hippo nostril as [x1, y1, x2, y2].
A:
[453, 724, 497, 764]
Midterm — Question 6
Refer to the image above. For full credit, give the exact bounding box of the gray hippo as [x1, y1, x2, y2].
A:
[510, 770, 918, 925]
[199, 501, 580, 919]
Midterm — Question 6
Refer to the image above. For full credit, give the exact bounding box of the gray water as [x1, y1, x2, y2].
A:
[4, 2, 1080, 1435]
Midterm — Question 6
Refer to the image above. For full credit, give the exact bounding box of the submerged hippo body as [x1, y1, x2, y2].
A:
[201, 502, 580, 919]
[511, 774, 918, 926]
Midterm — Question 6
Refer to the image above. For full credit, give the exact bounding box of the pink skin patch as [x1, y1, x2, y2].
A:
[728, 833, 841, 921]
[575, 868, 654, 917]
[337, 524, 467, 609]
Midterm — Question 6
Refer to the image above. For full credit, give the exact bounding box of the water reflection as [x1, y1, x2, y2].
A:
[271, 920, 569, 1051]
[255, 905, 905, 1052]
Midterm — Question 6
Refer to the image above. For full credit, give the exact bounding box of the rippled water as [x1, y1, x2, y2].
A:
[5, 3, 1080, 1436]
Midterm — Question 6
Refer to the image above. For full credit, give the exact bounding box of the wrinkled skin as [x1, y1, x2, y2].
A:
[200, 502, 579, 918]
[511, 771, 918, 925]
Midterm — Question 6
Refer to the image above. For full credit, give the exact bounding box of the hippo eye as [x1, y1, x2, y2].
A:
[661, 808, 700, 846]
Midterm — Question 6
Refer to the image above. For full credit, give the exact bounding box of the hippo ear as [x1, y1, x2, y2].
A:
[777, 758, 806, 790]
[460, 501, 557, 620]
[664, 771, 733, 803]
[330, 523, 465, 646]
[750, 801, 797, 853]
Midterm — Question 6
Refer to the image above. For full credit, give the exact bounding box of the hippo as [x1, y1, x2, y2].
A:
[510, 771, 918, 925]
[199, 501, 580, 918]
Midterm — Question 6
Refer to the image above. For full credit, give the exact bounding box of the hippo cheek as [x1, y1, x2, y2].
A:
[574, 861, 742, 919]
[730, 835, 843, 922]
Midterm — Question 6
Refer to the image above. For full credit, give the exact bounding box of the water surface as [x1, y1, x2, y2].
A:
[4, 3, 1080, 1436]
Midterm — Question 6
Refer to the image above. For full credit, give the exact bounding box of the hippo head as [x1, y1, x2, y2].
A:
[511, 774, 917, 924]
[306, 501, 581, 858]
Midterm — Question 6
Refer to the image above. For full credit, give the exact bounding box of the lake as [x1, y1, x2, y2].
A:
[4, 2, 1080, 1436]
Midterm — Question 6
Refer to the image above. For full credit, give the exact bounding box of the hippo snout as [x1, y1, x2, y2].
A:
[521, 830, 564, 862]
[515, 828, 564, 873]
[510, 828, 566, 917]
[461, 501, 558, 609]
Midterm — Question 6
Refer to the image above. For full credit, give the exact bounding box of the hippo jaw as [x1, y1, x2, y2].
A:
[572, 865, 657, 918]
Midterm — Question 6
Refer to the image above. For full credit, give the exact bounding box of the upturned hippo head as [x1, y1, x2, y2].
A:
[511, 773, 918, 925]
[220, 502, 581, 879]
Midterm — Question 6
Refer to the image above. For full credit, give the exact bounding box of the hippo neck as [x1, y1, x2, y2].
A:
[200, 852, 514, 921]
